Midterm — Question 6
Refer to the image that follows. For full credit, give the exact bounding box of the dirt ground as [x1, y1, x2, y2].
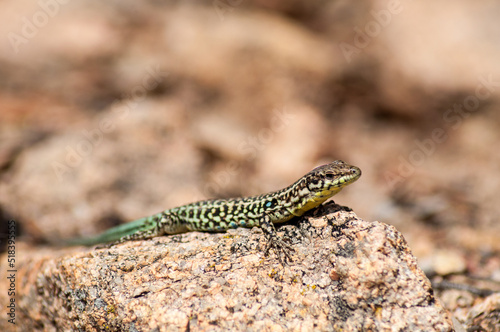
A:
[1, 0, 499, 330]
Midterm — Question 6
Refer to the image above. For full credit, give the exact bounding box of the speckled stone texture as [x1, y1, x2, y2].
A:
[0, 203, 454, 331]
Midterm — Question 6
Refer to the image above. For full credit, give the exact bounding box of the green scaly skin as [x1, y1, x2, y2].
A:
[67, 160, 361, 261]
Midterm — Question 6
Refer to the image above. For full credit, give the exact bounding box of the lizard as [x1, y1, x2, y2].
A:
[65, 160, 361, 262]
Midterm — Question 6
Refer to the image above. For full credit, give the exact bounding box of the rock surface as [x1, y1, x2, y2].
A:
[0, 203, 453, 331]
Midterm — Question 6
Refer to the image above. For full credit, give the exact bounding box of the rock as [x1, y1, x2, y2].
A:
[432, 250, 467, 276]
[462, 293, 500, 331]
[0, 203, 453, 331]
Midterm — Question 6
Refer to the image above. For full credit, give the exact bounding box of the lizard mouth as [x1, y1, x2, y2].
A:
[329, 166, 362, 188]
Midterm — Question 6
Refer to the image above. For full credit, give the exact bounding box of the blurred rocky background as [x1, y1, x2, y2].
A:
[0, 0, 499, 330]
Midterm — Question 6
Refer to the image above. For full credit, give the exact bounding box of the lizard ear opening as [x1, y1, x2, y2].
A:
[325, 173, 335, 180]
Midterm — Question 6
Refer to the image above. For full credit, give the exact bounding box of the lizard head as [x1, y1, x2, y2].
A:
[306, 160, 361, 198]
[266, 160, 362, 220]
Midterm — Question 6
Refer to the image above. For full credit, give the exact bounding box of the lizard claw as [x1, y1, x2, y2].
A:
[264, 234, 294, 264]
[261, 218, 294, 264]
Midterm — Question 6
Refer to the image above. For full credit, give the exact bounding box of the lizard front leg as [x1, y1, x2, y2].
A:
[259, 215, 294, 264]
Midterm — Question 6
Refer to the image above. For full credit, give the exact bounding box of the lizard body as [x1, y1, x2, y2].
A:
[67, 160, 361, 259]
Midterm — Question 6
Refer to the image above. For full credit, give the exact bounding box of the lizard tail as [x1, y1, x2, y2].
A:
[62, 216, 158, 247]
